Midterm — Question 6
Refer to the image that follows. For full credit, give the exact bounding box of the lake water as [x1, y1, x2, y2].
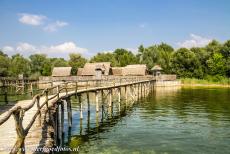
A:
[62, 87, 230, 154]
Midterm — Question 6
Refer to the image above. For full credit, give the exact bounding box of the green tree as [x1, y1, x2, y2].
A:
[29, 54, 47, 74]
[207, 53, 226, 76]
[157, 43, 174, 53]
[157, 43, 174, 73]
[90, 52, 117, 66]
[9, 54, 31, 76]
[0, 51, 10, 76]
[171, 48, 203, 78]
[42, 59, 52, 76]
[68, 53, 87, 75]
[0, 50, 8, 57]
[221, 40, 230, 58]
[114, 49, 138, 67]
[141, 45, 159, 69]
[205, 40, 222, 55]
[226, 57, 230, 77]
[191, 47, 209, 76]
[51, 58, 68, 67]
[137, 45, 145, 63]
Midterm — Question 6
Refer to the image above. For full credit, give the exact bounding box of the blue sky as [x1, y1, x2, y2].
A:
[0, 0, 230, 59]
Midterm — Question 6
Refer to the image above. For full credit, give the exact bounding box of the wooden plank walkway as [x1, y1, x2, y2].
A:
[0, 99, 43, 153]
[0, 79, 155, 153]
[0, 92, 69, 154]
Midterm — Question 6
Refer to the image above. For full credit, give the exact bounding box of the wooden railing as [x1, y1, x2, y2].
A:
[0, 76, 155, 153]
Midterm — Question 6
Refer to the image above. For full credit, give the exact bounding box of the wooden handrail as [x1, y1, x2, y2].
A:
[0, 76, 156, 153]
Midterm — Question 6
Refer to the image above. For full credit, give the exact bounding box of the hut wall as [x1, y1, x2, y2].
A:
[111, 67, 123, 76]
[77, 68, 83, 76]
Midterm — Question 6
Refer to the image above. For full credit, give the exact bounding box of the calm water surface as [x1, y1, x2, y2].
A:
[62, 87, 230, 154]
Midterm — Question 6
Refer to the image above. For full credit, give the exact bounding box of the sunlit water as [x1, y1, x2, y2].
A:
[60, 87, 230, 154]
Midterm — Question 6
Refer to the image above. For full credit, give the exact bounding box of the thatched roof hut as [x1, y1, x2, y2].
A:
[123, 64, 147, 76]
[151, 65, 163, 76]
[151, 65, 163, 71]
[80, 62, 111, 76]
[52, 67, 72, 77]
[111, 67, 123, 76]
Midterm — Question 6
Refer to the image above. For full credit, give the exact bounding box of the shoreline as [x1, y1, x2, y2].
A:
[181, 83, 230, 88]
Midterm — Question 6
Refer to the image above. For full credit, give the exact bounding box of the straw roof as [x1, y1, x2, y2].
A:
[77, 68, 83, 76]
[123, 64, 147, 76]
[80, 62, 111, 76]
[111, 67, 124, 76]
[52, 67, 72, 77]
[151, 65, 163, 71]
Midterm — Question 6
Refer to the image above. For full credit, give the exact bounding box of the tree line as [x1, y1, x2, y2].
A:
[0, 39, 229, 80]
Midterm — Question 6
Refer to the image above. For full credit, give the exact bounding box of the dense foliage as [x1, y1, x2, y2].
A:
[0, 39, 229, 80]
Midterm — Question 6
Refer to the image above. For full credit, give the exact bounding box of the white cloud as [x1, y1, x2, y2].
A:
[16, 42, 38, 52]
[43, 42, 87, 54]
[43, 21, 68, 32]
[101, 50, 113, 54]
[18, 13, 68, 32]
[126, 48, 138, 54]
[177, 34, 212, 48]
[2, 46, 14, 53]
[1, 42, 88, 59]
[18, 13, 47, 26]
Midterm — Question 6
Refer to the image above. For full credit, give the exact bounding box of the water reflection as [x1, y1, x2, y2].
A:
[61, 87, 230, 154]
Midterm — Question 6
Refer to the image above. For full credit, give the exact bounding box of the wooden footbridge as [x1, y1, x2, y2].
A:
[0, 76, 176, 154]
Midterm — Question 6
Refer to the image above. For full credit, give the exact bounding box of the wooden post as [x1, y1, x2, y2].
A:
[95, 91, 99, 112]
[60, 102, 64, 145]
[66, 98, 72, 128]
[118, 88, 121, 112]
[79, 118, 83, 135]
[133, 85, 137, 100]
[30, 83, 33, 96]
[87, 92, 90, 112]
[143, 83, 146, 97]
[125, 86, 128, 101]
[21, 79, 25, 94]
[65, 83, 68, 95]
[146, 82, 148, 95]
[57, 85, 60, 100]
[101, 90, 104, 104]
[95, 111, 99, 131]
[101, 104, 104, 121]
[87, 104, 90, 132]
[45, 90, 49, 109]
[75, 82, 78, 98]
[148, 82, 150, 94]
[3, 82, 8, 104]
[141, 83, 143, 98]
[11, 109, 25, 154]
[137, 83, 140, 100]
[149, 82, 151, 94]
[109, 89, 112, 107]
[78, 94, 83, 119]
[131, 85, 135, 101]
[118, 88, 121, 102]
[55, 105, 60, 145]
[152, 80, 155, 93]
[36, 96, 41, 126]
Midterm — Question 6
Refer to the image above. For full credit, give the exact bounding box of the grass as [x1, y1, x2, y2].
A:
[181, 76, 230, 85]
